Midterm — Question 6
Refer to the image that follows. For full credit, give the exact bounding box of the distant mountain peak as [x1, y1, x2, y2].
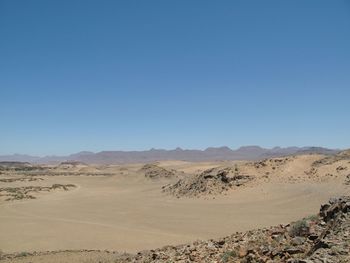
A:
[205, 146, 232, 152]
[237, 145, 266, 151]
[0, 146, 341, 164]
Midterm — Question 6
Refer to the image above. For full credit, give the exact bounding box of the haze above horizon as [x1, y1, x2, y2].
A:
[1, 1, 350, 156]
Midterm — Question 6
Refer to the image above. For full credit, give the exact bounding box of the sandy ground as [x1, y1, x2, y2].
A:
[1, 159, 349, 256]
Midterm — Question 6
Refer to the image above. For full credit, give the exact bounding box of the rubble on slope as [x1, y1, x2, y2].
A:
[313, 149, 350, 166]
[253, 157, 293, 169]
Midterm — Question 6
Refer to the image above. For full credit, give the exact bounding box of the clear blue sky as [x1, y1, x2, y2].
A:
[1, 1, 350, 156]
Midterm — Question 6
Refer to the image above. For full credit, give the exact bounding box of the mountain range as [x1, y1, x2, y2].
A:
[0, 146, 339, 164]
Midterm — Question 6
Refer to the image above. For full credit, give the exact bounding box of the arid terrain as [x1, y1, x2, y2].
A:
[0, 151, 349, 262]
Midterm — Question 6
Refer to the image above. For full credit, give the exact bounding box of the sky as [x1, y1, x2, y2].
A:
[1, 1, 350, 156]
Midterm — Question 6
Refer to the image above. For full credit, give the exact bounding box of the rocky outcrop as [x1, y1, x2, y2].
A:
[162, 167, 254, 197]
[140, 164, 176, 180]
[313, 149, 350, 166]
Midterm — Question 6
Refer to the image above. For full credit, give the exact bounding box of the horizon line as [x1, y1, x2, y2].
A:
[0, 145, 343, 158]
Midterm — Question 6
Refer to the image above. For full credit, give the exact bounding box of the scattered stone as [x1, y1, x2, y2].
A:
[336, 166, 347, 172]
[345, 174, 350, 185]
[0, 184, 76, 201]
[0, 177, 43, 183]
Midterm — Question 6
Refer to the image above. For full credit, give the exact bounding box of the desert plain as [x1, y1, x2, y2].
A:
[0, 151, 349, 262]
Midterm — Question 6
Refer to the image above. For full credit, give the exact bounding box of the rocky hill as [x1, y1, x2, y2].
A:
[140, 164, 177, 180]
[163, 167, 254, 197]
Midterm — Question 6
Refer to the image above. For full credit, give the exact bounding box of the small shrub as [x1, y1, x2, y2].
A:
[289, 219, 309, 237]
[306, 214, 319, 222]
[17, 251, 30, 257]
[221, 250, 237, 262]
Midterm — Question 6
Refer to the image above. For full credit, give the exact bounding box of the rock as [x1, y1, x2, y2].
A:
[216, 240, 225, 247]
[308, 233, 318, 241]
[319, 196, 350, 222]
[285, 247, 304, 254]
[238, 247, 248, 258]
[291, 237, 305, 246]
